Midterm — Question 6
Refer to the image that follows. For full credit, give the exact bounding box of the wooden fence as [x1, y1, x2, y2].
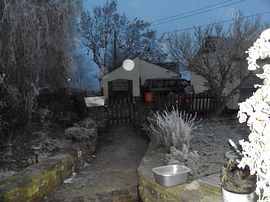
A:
[139, 93, 224, 113]
[88, 93, 224, 126]
[186, 93, 224, 113]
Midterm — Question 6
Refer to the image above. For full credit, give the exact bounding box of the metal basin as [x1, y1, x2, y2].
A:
[152, 165, 190, 187]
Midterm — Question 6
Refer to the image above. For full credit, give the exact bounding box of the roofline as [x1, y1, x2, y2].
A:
[100, 57, 141, 79]
[100, 57, 178, 79]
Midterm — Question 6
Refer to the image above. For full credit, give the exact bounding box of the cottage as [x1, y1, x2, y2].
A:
[100, 57, 179, 99]
[189, 36, 247, 110]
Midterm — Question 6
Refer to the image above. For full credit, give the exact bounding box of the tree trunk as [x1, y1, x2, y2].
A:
[215, 101, 227, 116]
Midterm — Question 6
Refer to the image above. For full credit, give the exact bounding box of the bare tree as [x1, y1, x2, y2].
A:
[166, 12, 263, 114]
[69, 53, 95, 91]
[79, 0, 166, 74]
[0, 0, 81, 133]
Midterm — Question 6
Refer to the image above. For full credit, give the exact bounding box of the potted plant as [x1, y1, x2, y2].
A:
[237, 28, 270, 201]
[221, 158, 256, 202]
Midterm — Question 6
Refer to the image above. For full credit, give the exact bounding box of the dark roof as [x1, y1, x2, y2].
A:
[155, 62, 179, 73]
[240, 75, 263, 89]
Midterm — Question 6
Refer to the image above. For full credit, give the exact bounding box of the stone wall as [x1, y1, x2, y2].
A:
[137, 143, 222, 202]
[0, 132, 97, 202]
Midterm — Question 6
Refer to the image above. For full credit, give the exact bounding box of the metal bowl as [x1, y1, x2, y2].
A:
[152, 165, 190, 187]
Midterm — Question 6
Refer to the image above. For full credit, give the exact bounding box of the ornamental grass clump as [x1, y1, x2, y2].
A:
[237, 28, 270, 201]
[147, 108, 200, 151]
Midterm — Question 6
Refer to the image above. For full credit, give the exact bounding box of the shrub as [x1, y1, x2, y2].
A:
[165, 145, 200, 177]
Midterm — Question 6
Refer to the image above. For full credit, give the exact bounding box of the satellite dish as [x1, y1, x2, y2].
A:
[123, 59, 134, 71]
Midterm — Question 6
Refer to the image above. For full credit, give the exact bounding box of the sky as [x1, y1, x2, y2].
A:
[81, 0, 270, 91]
[84, 0, 270, 35]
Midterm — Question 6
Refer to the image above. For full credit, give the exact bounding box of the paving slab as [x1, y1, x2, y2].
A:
[198, 173, 220, 187]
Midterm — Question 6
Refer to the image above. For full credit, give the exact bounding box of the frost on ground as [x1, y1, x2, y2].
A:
[190, 116, 249, 177]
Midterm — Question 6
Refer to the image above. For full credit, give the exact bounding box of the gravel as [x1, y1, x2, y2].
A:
[190, 115, 249, 177]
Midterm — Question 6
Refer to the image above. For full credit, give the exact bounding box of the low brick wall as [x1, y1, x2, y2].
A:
[0, 136, 97, 202]
[137, 143, 222, 202]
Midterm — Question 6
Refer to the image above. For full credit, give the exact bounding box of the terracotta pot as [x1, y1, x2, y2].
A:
[144, 92, 153, 103]
[222, 187, 256, 202]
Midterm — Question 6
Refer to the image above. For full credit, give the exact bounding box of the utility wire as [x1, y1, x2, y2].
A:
[152, 0, 245, 26]
[152, 0, 236, 24]
[157, 11, 270, 36]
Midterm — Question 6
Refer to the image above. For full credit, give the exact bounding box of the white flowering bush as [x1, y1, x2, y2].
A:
[238, 28, 270, 201]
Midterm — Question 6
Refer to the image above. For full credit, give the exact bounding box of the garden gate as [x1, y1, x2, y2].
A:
[105, 96, 134, 125]
[88, 93, 225, 126]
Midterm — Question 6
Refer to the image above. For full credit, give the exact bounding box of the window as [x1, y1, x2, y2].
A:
[167, 80, 178, 88]
[112, 80, 128, 91]
[152, 80, 165, 89]
[144, 80, 151, 87]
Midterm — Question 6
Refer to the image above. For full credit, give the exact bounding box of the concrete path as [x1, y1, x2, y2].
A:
[46, 126, 148, 202]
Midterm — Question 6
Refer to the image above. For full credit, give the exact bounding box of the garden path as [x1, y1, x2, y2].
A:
[45, 126, 148, 202]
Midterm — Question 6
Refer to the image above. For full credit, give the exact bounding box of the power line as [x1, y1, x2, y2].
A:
[157, 11, 270, 36]
[152, 0, 236, 24]
[152, 0, 245, 26]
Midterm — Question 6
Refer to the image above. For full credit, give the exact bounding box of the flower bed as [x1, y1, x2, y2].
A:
[0, 118, 98, 202]
[137, 143, 222, 202]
